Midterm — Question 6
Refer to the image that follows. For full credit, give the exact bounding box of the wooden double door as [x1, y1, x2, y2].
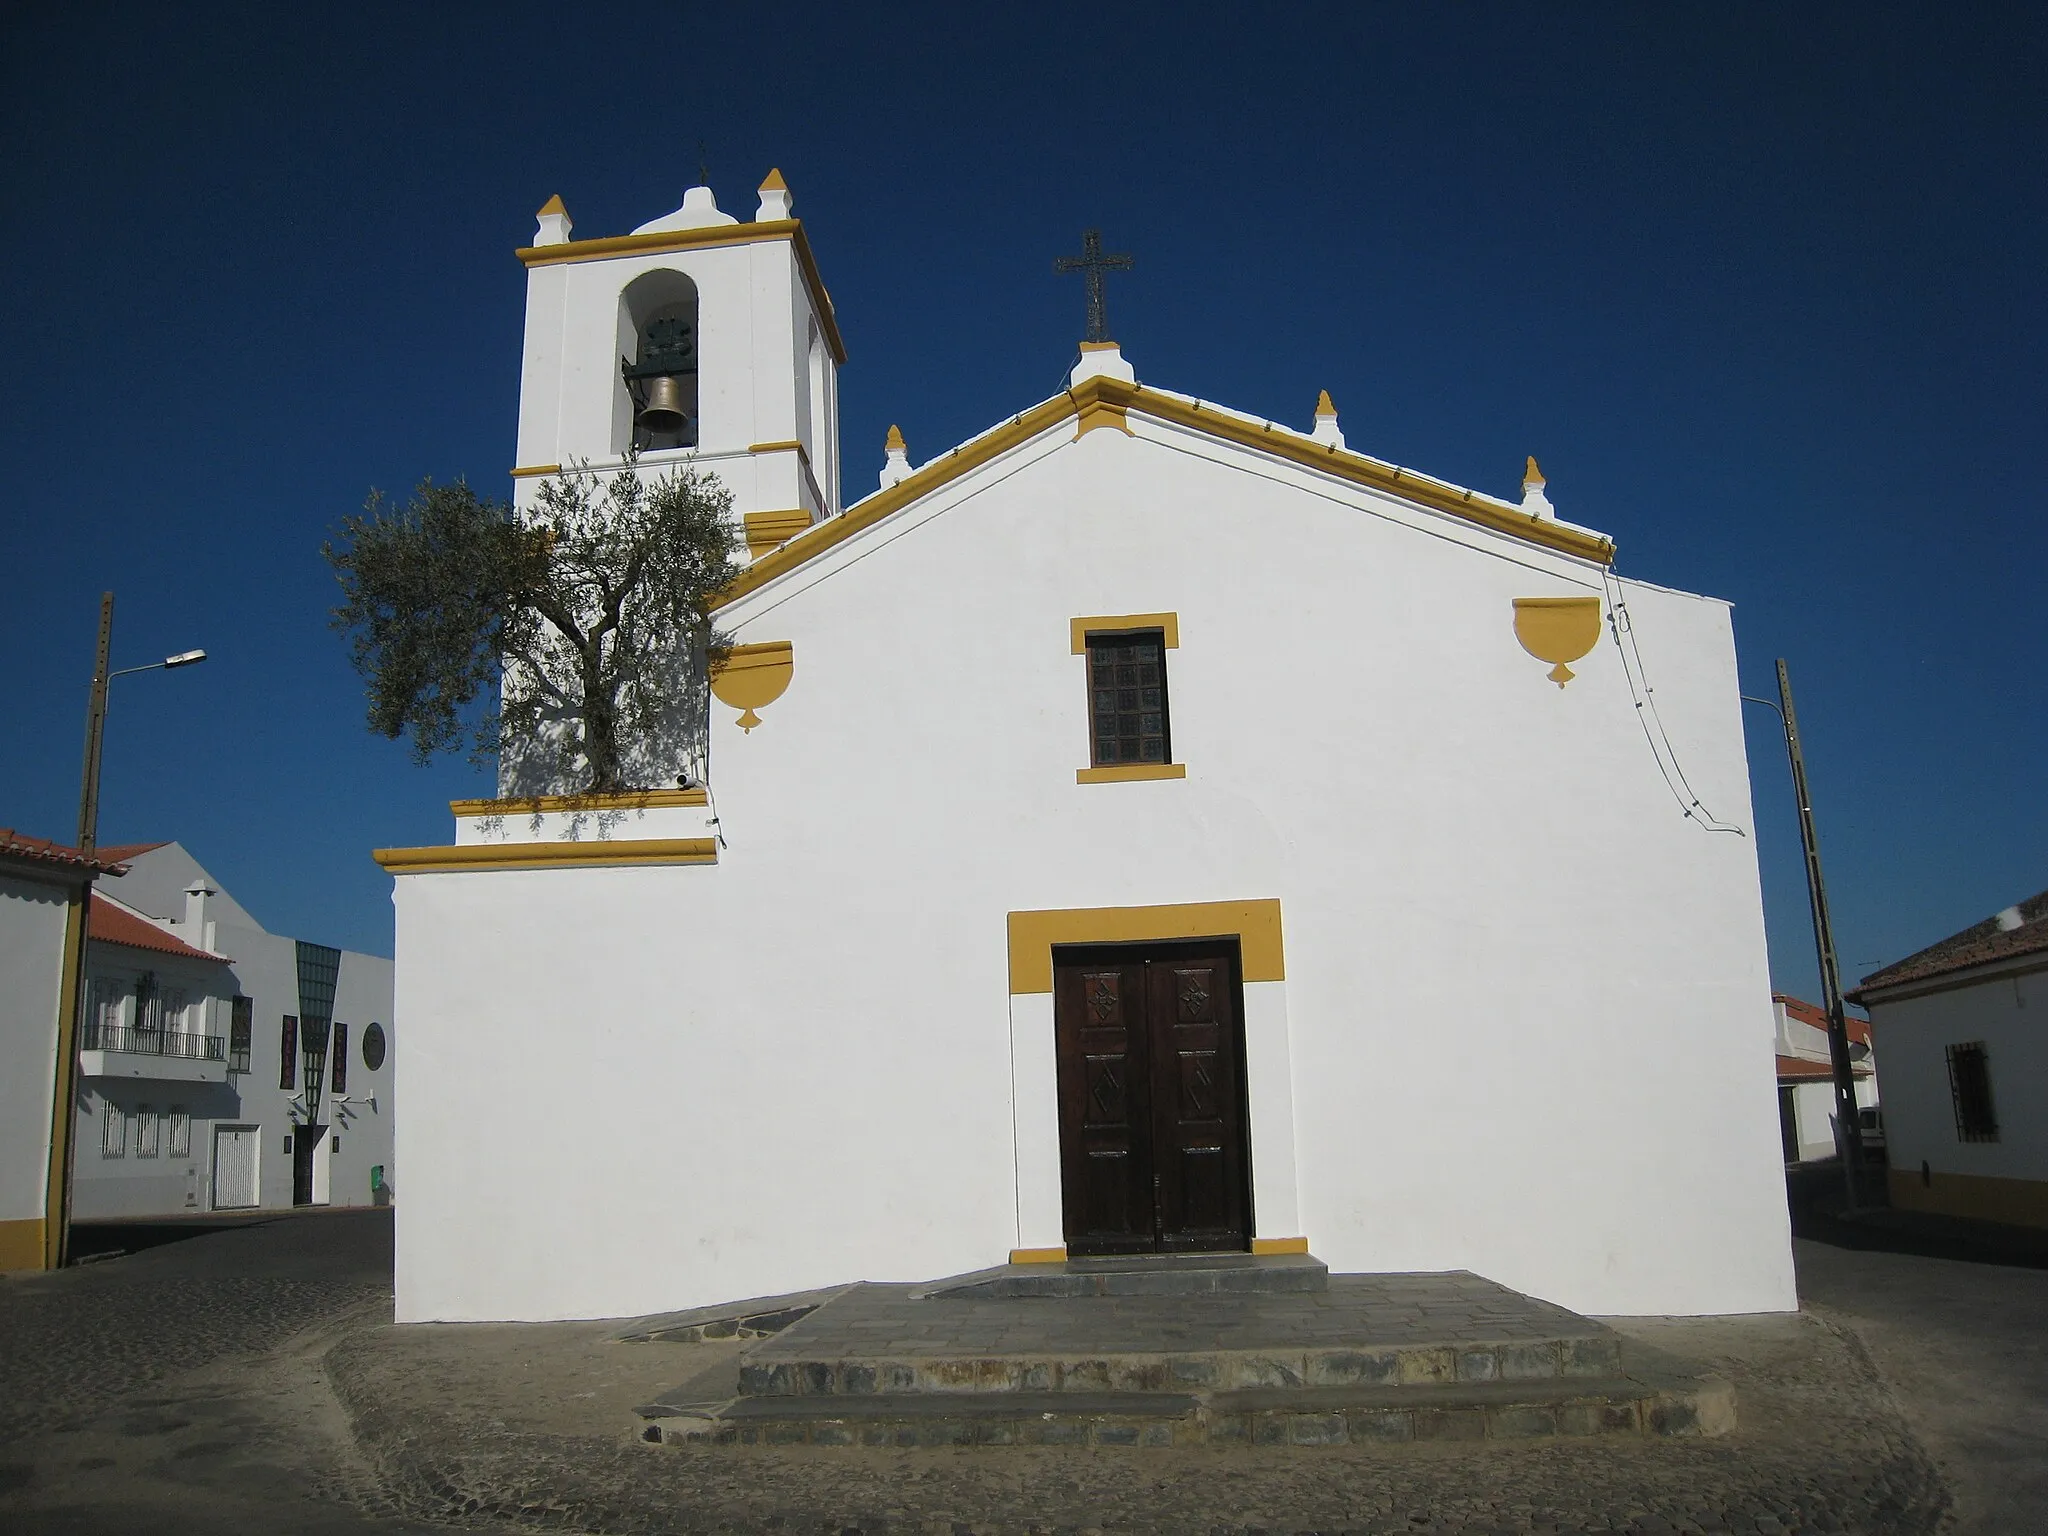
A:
[1052, 940, 1253, 1255]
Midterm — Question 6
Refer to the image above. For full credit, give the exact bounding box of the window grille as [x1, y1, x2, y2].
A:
[280, 1016, 298, 1089]
[1085, 631, 1172, 767]
[101, 1099, 126, 1158]
[229, 996, 252, 1072]
[135, 1105, 160, 1158]
[1946, 1041, 1999, 1142]
[168, 1108, 190, 1159]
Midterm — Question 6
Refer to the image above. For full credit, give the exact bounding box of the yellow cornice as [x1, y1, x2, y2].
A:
[373, 838, 717, 874]
[516, 219, 847, 366]
[713, 379, 1613, 611]
[1071, 613, 1180, 653]
[448, 788, 707, 816]
[744, 509, 812, 557]
[1076, 763, 1187, 785]
[1006, 898, 1286, 995]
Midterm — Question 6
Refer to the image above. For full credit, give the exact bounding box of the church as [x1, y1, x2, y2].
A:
[377, 172, 1796, 1324]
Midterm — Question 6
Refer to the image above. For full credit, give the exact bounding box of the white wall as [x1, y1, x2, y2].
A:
[1869, 966, 2047, 1185]
[394, 403, 1794, 1322]
[0, 871, 73, 1234]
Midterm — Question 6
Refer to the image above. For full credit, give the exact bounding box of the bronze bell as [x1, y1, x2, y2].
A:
[637, 375, 688, 435]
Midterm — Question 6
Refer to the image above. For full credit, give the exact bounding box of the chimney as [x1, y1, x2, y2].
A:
[184, 881, 217, 951]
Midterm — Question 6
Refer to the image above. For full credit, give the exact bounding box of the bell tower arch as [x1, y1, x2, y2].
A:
[510, 170, 846, 551]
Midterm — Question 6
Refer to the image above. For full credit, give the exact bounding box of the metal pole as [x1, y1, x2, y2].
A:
[54, 592, 115, 1267]
[77, 592, 113, 855]
[1775, 658, 1866, 1211]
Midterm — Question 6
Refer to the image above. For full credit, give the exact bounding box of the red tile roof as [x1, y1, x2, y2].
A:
[1773, 993, 1871, 1046]
[94, 841, 169, 863]
[1851, 887, 2048, 1000]
[0, 828, 130, 877]
[87, 892, 228, 964]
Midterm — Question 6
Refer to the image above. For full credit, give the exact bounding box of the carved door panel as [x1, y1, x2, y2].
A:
[1052, 940, 1251, 1255]
[1146, 951, 1250, 1252]
[1053, 958, 1155, 1254]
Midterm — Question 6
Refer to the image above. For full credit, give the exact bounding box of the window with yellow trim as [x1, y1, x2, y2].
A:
[1084, 629, 1172, 768]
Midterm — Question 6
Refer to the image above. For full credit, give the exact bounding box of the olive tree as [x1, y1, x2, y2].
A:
[325, 460, 739, 794]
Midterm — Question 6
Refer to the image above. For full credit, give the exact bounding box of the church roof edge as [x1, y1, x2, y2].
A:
[715, 376, 1615, 611]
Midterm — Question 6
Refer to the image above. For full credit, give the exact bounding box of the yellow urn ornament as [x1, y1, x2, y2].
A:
[1511, 597, 1602, 688]
[710, 641, 794, 732]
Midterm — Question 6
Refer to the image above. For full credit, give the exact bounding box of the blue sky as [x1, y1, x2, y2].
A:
[2, 4, 2042, 990]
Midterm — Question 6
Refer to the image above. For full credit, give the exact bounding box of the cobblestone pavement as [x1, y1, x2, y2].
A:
[0, 1209, 2001, 1534]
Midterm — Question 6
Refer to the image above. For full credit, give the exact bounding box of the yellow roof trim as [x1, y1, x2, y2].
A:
[1315, 389, 1337, 417]
[536, 194, 568, 218]
[448, 788, 707, 816]
[373, 837, 717, 874]
[885, 424, 906, 453]
[759, 167, 789, 192]
[715, 380, 1614, 609]
[515, 219, 846, 366]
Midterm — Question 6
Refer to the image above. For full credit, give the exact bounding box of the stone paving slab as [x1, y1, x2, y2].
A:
[744, 1270, 1611, 1370]
[924, 1251, 1330, 1298]
[610, 1284, 852, 1343]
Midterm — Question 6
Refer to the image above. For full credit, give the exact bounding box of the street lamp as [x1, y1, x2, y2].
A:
[53, 591, 208, 1267]
[1742, 658, 1867, 1213]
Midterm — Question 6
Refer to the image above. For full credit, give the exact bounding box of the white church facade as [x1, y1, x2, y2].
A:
[378, 173, 1797, 1324]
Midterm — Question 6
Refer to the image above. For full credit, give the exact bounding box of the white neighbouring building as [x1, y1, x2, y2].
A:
[379, 172, 1797, 1324]
[1850, 888, 2048, 1228]
[69, 842, 395, 1219]
[1772, 993, 1878, 1165]
[0, 830, 121, 1271]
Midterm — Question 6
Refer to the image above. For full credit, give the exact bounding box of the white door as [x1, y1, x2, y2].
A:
[211, 1126, 259, 1209]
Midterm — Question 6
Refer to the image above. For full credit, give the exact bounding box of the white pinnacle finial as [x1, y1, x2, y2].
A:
[1311, 390, 1345, 449]
[1521, 456, 1554, 518]
[880, 425, 912, 490]
[533, 194, 573, 246]
[755, 168, 793, 222]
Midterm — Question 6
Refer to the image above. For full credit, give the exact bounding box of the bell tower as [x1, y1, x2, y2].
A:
[510, 171, 845, 556]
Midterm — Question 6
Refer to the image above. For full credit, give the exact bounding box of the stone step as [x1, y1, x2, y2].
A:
[923, 1251, 1329, 1300]
[735, 1330, 1623, 1397]
[640, 1363, 1732, 1448]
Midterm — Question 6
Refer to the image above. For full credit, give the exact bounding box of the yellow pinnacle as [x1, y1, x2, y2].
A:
[885, 425, 906, 453]
[1524, 455, 1546, 486]
[536, 193, 568, 217]
[1315, 390, 1337, 417]
[759, 167, 789, 192]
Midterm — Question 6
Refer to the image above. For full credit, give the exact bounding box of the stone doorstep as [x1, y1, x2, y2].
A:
[922, 1252, 1330, 1300]
[733, 1334, 1624, 1397]
[639, 1373, 1734, 1448]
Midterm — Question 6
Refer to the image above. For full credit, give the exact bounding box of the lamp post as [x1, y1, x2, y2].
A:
[52, 591, 207, 1266]
[1743, 659, 1866, 1213]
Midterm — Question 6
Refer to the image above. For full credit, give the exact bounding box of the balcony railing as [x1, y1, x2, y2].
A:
[81, 1021, 228, 1062]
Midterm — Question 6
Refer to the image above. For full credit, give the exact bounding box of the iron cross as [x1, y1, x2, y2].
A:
[1055, 230, 1134, 344]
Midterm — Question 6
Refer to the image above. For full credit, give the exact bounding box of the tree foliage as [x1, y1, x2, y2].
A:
[325, 462, 739, 793]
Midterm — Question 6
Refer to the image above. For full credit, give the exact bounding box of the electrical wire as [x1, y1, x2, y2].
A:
[1599, 563, 1746, 836]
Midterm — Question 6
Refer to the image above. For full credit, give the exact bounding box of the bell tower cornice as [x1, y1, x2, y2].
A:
[515, 218, 846, 366]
